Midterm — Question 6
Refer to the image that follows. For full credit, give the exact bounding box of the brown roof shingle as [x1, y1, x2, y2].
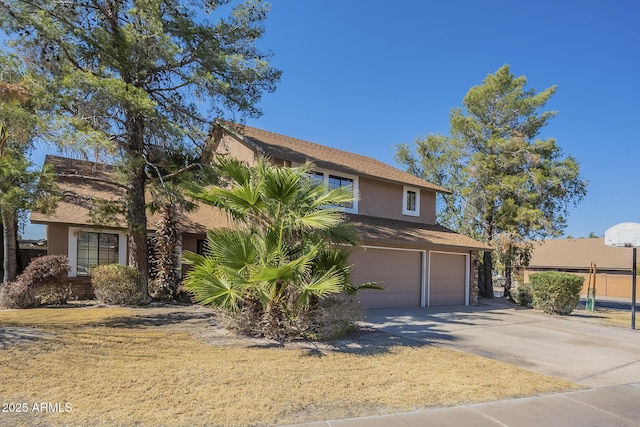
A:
[347, 214, 492, 251]
[30, 155, 231, 234]
[231, 125, 451, 194]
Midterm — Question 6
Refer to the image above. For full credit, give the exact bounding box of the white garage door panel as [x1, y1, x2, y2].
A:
[350, 248, 422, 308]
[430, 252, 466, 306]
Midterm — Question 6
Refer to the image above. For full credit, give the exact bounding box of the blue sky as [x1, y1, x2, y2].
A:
[24, 0, 640, 239]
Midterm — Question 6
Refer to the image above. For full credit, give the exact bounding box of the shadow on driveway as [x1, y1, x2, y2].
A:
[363, 298, 640, 387]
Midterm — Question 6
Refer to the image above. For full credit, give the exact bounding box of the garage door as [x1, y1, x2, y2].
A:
[429, 252, 467, 306]
[350, 247, 422, 308]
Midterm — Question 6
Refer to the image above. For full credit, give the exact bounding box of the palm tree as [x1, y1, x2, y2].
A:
[184, 157, 376, 339]
[145, 146, 215, 300]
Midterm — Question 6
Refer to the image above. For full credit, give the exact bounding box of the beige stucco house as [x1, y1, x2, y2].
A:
[31, 124, 490, 307]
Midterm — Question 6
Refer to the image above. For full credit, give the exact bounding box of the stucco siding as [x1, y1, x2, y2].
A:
[47, 224, 69, 257]
[216, 134, 258, 165]
[358, 177, 437, 224]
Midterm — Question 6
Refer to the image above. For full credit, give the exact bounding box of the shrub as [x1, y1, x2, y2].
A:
[91, 264, 147, 306]
[511, 283, 533, 307]
[216, 295, 364, 341]
[295, 296, 364, 341]
[0, 280, 37, 309]
[0, 255, 71, 308]
[20, 255, 72, 305]
[529, 272, 584, 315]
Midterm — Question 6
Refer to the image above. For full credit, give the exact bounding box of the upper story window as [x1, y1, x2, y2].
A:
[328, 175, 354, 209]
[403, 186, 420, 217]
[309, 168, 358, 214]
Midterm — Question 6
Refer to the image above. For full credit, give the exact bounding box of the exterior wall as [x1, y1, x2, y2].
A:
[469, 251, 479, 304]
[358, 177, 437, 224]
[45, 224, 95, 299]
[47, 224, 69, 257]
[68, 277, 94, 300]
[216, 134, 258, 165]
[523, 269, 635, 299]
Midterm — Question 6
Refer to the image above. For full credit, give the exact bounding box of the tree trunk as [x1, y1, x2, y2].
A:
[480, 219, 494, 298]
[504, 247, 512, 299]
[2, 208, 18, 283]
[127, 159, 149, 298]
[125, 112, 149, 298]
[482, 250, 493, 298]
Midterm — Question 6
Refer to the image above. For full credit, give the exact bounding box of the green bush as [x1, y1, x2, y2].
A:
[529, 272, 584, 315]
[91, 264, 146, 306]
[511, 283, 533, 307]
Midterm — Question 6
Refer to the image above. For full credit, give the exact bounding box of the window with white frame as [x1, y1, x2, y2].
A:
[403, 186, 420, 216]
[309, 169, 358, 213]
[68, 228, 127, 277]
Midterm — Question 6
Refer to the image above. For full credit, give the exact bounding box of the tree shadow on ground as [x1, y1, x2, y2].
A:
[87, 311, 218, 329]
[0, 327, 55, 349]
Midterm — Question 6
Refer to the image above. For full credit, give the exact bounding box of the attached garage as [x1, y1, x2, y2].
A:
[350, 246, 471, 309]
[428, 251, 468, 306]
[350, 247, 423, 308]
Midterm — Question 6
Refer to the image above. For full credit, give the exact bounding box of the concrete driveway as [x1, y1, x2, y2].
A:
[364, 299, 640, 388]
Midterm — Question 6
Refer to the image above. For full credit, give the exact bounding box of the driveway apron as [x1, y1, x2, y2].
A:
[364, 299, 640, 388]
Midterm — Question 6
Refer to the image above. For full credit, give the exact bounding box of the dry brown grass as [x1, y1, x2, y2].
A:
[576, 308, 635, 328]
[0, 303, 580, 427]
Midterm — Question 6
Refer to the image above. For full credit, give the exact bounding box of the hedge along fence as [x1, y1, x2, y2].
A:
[529, 272, 584, 315]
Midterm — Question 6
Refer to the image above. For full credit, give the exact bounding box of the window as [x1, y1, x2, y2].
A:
[308, 169, 358, 213]
[309, 171, 325, 186]
[76, 231, 119, 276]
[403, 186, 420, 216]
[328, 174, 354, 209]
[196, 239, 207, 255]
[68, 227, 127, 277]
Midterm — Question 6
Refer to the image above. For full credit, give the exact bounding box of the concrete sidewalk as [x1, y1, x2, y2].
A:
[286, 383, 640, 426]
[284, 300, 640, 426]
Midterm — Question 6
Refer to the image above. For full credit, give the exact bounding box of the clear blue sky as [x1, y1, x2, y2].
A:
[24, 0, 640, 239]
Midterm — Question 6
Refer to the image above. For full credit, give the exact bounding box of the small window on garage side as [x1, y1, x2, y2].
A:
[403, 186, 420, 217]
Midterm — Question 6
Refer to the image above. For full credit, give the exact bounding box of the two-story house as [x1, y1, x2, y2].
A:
[31, 124, 490, 307]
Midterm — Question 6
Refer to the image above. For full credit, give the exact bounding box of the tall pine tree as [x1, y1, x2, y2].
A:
[0, 0, 281, 293]
[396, 65, 587, 298]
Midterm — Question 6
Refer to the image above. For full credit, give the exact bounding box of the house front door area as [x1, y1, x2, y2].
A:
[350, 247, 469, 309]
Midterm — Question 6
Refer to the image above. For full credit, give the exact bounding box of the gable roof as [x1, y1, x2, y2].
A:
[227, 124, 451, 194]
[31, 155, 489, 252]
[348, 214, 492, 252]
[527, 238, 635, 271]
[30, 155, 231, 234]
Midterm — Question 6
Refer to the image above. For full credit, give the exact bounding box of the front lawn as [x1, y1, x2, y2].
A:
[0, 303, 580, 426]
